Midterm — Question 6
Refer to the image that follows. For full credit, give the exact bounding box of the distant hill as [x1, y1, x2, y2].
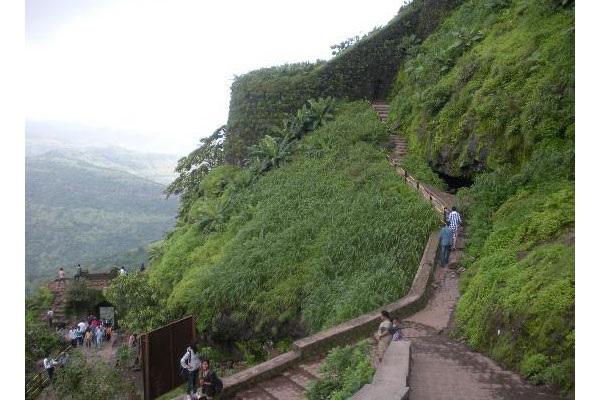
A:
[25, 129, 181, 185]
[25, 148, 180, 294]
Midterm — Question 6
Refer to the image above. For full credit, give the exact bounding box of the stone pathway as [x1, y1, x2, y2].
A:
[401, 236, 565, 399]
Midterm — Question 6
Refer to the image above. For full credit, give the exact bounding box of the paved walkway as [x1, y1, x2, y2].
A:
[399, 235, 566, 399]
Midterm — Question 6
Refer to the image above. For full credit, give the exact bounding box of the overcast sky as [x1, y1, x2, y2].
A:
[25, 0, 404, 157]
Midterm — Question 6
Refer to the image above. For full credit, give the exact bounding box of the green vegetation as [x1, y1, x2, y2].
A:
[41, 351, 136, 399]
[27, 0, 574, 395]
[115, 101, 439, 354]
[25, 323, 69, 376]
[225, 0, 462, 164]
[63, 282, 107, 320]
[454, 144, 574, 392]
[384, 0, 574, 392]
[388, 0, 574, 178]
[306, 339, 375, 400]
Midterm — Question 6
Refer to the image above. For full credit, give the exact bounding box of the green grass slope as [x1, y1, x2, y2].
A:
[388, 0, 574, 178]
[454, 146, 574, 392]
[145, 102, 440, 343]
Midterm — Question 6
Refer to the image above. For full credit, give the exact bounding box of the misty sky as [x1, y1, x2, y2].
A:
[25, 0, 405, 157]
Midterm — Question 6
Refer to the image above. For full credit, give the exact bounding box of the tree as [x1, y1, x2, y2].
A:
[165, 125, 227, 218]
[104, 273, 169, 333]
[63, 282, 106, 319]
[330, 35, 361, 56]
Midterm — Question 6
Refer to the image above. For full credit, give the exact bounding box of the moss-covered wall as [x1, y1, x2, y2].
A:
[225, 0, 464, 165]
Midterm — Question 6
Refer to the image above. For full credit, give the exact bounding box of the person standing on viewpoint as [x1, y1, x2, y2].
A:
[448, 206, 462, 250]
[58, 267, 66, 288]
[439, 220, 453, 268]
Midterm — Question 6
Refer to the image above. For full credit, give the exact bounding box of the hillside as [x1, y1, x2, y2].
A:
[25, 153, 179, 293]
[102, 0, 574, 394]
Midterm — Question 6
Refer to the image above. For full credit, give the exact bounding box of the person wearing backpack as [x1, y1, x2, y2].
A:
[180, 341, 202, 400]
[198, 359, 223, 399]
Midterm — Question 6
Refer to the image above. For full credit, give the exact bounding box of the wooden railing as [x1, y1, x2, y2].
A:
[389, 163, 449, 222]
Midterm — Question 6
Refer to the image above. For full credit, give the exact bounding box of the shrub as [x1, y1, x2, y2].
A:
[306, 339, 375, 400]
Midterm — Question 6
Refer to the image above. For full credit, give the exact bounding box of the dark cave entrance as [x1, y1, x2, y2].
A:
[437, 171, 474, 194]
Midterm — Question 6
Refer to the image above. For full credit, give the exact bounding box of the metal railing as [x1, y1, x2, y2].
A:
[25, 345, 72, 400]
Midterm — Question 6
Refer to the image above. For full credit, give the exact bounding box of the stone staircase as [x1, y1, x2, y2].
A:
[234, 357, 324, 399]
[372, 101, 390, 123]
[40, 271, 118, 328]
[43, 279, 70, 328]
[371, 102, 408, 165]
[390, 135, 408, 165]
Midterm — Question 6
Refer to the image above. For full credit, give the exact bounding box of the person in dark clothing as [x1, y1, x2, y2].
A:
[74, 264, 82, 281]
[198, 359, 220, 399]
[439, 220, 453, 268]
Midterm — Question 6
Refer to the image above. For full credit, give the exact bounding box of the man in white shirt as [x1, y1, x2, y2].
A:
[43, 356, 59, 379]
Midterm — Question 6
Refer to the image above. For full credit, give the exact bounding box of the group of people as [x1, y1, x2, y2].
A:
[56, 262, 147, 288]
[64, 316, 113, 351]
[180, 341, 222, 400]
[439, 206, 463, 268]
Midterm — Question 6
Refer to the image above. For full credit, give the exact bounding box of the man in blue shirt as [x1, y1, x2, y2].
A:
[439, 220, 453, 268]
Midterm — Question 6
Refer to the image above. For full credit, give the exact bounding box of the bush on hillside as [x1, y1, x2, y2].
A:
[455, 145, 574, 393]
[306, 339, 375, 400]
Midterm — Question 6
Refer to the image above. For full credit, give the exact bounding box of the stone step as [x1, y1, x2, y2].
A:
[372, 103, 391, 123]
[233, 357, 323, 399]
[254, 375, 306, 400]
[281, 366, 319, 388]
[235, 386, 278, 399]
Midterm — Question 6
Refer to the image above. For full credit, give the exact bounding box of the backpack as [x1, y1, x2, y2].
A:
[179, 349, 191, 380]
[214, 376, 223, 394]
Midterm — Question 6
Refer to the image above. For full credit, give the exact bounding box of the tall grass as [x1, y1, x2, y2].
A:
[148, 101, 440, 344]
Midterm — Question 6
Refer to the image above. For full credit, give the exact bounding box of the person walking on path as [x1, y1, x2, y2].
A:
[74, 263, 82, 281]
[180, 340, 202, 400]
[447, 206, 462, 250]
[47, 309, 54, 328]
[375, 310, 393, 362]
[439, 220, 453, 268]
